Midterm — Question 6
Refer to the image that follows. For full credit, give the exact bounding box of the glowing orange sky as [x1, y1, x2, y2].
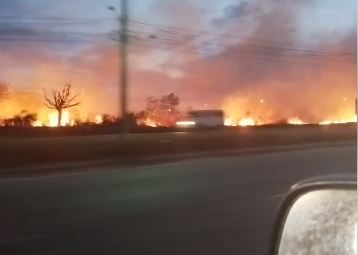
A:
[0, 0, 356, 125]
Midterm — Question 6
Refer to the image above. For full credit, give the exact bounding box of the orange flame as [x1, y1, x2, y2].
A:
[47, 110, 73, 127]
[142, 118, 158, 127]
[319, 116, 357, 125]
[224, 117, 257, 126]
[287, 117, 307, 125]
[95, 114, 103, 124]
[238, 117, 256, 126]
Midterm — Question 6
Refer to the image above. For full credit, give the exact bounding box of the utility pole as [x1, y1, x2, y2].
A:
[120, 0, 129, 134]
[108, 0, 129, 134]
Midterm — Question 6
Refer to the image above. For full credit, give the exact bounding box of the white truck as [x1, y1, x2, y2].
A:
[187, 110, 224, 128]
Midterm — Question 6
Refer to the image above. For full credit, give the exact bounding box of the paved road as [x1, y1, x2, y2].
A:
[0, 143, 356, 255]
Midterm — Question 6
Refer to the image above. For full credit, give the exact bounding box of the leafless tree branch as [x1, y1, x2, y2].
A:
[43, 83, 81, 126]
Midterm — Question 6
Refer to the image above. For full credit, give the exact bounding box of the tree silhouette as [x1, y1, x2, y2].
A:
[4, 110, 37, 127]
[101, 114, 118, 125]
[138, 93, 181, 126]
[44, 83, 80, 127]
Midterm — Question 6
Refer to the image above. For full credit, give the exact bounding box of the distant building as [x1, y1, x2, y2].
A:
[177, 110, 224, 128]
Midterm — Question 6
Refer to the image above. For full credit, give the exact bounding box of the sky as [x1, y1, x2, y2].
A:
[0, 0, 356, 123]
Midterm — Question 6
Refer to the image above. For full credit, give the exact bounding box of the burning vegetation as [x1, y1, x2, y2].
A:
[0, 0, 355, 130]
[136, 93, 181, 127]
[44, 83, 81, 127]
[0, 87, 356, 128]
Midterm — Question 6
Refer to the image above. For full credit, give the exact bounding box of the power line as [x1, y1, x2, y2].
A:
[0, 29, 109, 37]
[0, 17, 116, 28]
[129, 20, 356, 56]
[0, 28, 113, 44]
[272, 0, 355, 9]
[0, 16, 115, 21]
[0, 16, 354, 56]
[129, 19, 356, 56]
[0, 18, 354, 65]
[126, 29, 356, 63]
[131, 35, 356, 65]
[0, 28, 353, 64]
[0, 36, 113, 44]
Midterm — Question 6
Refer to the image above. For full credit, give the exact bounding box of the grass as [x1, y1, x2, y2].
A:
[0, 124, 356, 169]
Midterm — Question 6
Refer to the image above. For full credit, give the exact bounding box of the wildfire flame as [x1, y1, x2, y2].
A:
[224, 118, 234, 126]
[95, 114, 103, 124]
[238, 117, 256, 126]
[33, 112, 105, 127]
[224, 117, 257, 127]
[1, 89, 356, 128]
[48, 110, 72, 127]
[32, 120, 43, 127]
[287, 117, 307, 125]
[319, 116, 357, 125]
[223, 115, 356, 127]
[142, 118, 158, 127]
[222, 94, 357, 127]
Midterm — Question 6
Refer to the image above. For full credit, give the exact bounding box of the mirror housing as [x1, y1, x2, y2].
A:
[271, 177, 357, 255]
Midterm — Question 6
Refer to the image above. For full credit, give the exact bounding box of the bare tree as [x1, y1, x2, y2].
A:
[44, 83, 81, 127]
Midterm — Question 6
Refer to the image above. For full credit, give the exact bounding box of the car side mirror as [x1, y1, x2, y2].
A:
[272, 180, 357, 255]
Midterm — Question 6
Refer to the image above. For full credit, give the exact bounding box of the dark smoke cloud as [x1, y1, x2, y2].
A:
[164, 4, 356, 122]
[212, 1, 261, 27]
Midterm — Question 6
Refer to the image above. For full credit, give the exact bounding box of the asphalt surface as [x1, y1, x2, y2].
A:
[0, 143, 356, 255]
